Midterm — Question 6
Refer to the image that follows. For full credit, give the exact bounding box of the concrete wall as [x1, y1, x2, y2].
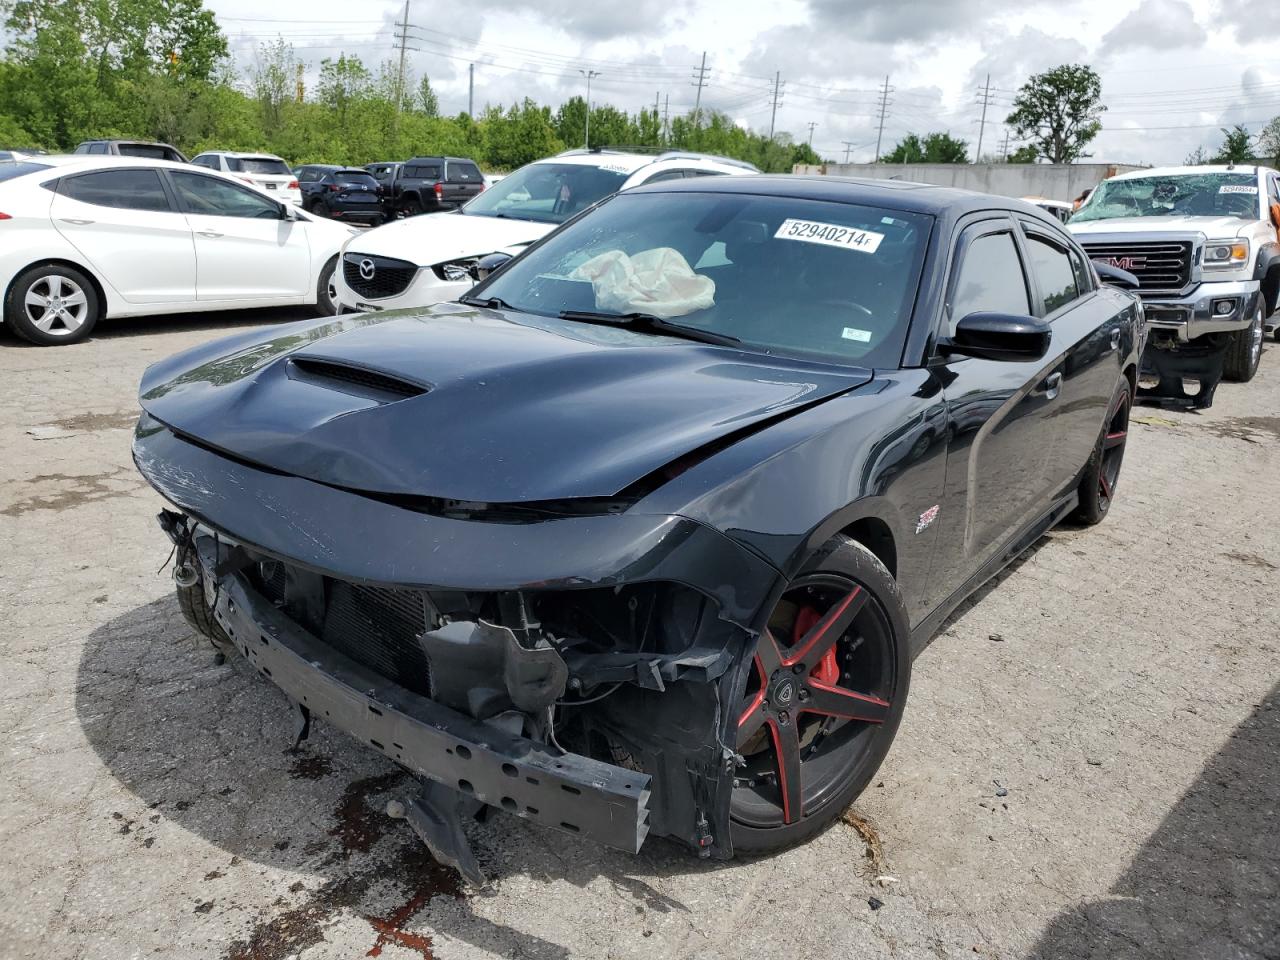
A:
[791, 162, 1147, 202]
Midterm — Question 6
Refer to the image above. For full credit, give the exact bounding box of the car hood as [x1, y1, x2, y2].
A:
[345, 212, 554, 267]
[1069, 215, 1252, 237]
[137, 304, 872, 503]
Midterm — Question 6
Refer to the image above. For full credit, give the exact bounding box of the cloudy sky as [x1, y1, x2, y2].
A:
[206, 0, 1280, 166]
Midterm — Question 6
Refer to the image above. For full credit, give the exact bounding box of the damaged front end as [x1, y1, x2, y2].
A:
[140, 423, 776, 879]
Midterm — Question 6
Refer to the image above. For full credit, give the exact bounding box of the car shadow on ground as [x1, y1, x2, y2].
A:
[1028, 681, 1280, 960]
[1, 306, 319, 347]
[75, 597, 735, 960]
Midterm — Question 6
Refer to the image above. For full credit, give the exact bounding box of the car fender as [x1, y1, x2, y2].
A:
[1253, 241, 1280, 308]
[1, 237, 127, 322]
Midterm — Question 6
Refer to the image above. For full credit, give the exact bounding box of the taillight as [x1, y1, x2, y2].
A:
[328, 183, 341, 192]
[434, 182, 443, 198]
[287, 180, 299, 190]
[239, 177, 254, 185]
[0, 212, 11, 220]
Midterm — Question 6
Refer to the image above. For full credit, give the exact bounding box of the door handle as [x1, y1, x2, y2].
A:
[58, 218, 94, 225]
[1110, 328, 1121, 351]
[1044, 372, 1063, 400]
[197, 230, 224, 239]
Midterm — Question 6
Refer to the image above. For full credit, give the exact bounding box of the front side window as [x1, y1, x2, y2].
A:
[1024, 233, 1081, 314]
[474, 191, 931, 367]
[61, 169, 172, 212]
[949, 231, 1030, 329]
[462, 162, 630, 223]
[170, 172, 280, 219]
[1073, 172, 1262, 222]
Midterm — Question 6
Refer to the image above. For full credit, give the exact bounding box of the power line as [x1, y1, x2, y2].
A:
[873, 75, 894, 162]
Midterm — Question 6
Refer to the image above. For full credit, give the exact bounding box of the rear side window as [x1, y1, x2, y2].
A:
[60, 169, 172, 212]
[446, 162, 481, 182]
[641, 170, 687, 184]
[191, 155, 219, 169]
[1024, 234, 1080, 314]
[87, 143, 107, 155]
[405, 164, 441, 179]
[950, 231, 1030, 330]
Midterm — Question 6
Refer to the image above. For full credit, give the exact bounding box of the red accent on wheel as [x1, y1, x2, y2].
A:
[782, 586, 863, 669]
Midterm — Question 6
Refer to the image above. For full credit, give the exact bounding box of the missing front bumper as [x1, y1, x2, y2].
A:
[211, 571, 653, 855]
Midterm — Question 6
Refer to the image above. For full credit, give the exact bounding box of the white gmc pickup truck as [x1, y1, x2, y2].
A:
[1069, 164, 1280, 402]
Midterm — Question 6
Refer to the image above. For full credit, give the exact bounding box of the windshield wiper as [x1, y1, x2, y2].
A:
[558, 310, 741, 347]
[459, 295, 515, 310]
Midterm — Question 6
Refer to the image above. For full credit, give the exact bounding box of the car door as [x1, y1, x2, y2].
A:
[167, 170, 311, 301]
[926, 216, 1067, 604]
[49, 167, 196, 304]
[1016, 219, 1122, 495]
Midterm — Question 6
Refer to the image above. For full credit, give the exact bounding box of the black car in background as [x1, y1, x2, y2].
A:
[135, 176, 1142, 881]
[74, 140, 188, 163]
[377, 155, 484, 217]
[298, 167, 382, 225]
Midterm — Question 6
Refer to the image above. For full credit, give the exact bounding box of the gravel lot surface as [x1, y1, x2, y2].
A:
[2, 311, 1278, 960]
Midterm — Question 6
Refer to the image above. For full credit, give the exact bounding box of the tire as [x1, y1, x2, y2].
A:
[1072, 377, 1132, 526]
[316, 257, 338, 315]
[1223, 302, 1264, 382]
[730, 535, 911, 855]
[5, 263, 101, 345]
[403, 197, 424, 217]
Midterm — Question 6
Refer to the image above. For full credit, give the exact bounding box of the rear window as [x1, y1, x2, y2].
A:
[227, 156, 291, 176]
[115, 143, 179, 160]
[404, 164, 441, 179]
[447, 162, 482, 183]
[334, 170, 378, 185]
[0, 161, 51, 181]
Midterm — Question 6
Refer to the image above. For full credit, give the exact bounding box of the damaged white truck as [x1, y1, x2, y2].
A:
[1069, 164, 1280, 407]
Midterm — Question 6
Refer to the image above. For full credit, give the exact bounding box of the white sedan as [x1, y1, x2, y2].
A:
[0, 156, 355, 345]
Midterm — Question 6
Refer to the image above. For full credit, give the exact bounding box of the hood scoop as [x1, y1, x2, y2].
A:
[287, 357, 430, 403]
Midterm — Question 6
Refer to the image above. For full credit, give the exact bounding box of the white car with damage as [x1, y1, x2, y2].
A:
[333, 150, 758, 313]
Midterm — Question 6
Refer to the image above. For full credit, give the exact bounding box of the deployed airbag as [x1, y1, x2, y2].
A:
[570, 247, 715, 318]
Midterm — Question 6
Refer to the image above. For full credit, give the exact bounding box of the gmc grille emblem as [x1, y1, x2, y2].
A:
[1102, 256, 1145, 271]
[359, 258, 376, 281]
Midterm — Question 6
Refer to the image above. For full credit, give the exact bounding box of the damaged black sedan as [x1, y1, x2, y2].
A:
[134, 176, 1142, 880]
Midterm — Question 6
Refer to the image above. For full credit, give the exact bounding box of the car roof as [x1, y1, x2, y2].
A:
[626, 173, 1037, 217]
[543, 149, 759, 175]
[197, 150, 287, 160]
[6, 154, 192, 173]
[1107, 164, 1276, 181]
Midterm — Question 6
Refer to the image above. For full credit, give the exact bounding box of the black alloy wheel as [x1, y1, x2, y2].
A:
[731, 537, 909, 853]
[1072, 379, 1131, 525]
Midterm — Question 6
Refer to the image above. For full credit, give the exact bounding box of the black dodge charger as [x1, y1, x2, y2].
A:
[133, 175, 1142, 881]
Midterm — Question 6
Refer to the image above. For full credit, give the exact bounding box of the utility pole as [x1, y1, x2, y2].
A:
[999, 129, 1011, 161]
[468, 63, 474, 116]
[768, 71, 784, 140]
[393, 0, 410, 117]
[662, 93, 670, 143]
[806, 121, 817, 146]
[690, 51, 709, 128]
[842, 141, 856, 164]
[974, 72, 995, 161]
[874, 75, 893, 162]
[579, 68, 600, 149]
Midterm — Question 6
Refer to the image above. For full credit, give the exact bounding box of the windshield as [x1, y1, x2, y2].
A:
[474, 192, 931, 368]
[228, 156, 291, 175]
[462, 161, 630, 223]
[1073, 172, 1261, 222]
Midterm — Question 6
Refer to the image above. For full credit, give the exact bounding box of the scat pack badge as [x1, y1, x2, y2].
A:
[916, 504, 940, 534]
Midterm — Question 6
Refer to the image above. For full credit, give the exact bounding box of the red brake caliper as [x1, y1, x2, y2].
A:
[794, 607, 840, 685]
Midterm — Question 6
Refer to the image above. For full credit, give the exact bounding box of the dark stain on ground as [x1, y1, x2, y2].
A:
[224, 843, 463, 960]
[194, 901, 215, 914]
[205, 870, 225, 881]
[45, 410, 139, 432]
[1222, 551, 1278, 571]
[329, 772, 410, 856]
[1203, 416, 1280, 443]
[288, 753, 334, 781]
[1, 469, 139, 517]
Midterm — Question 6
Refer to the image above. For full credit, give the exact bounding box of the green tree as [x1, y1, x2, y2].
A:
[1184, 144, 1210, 166]
[250, 39, 297, 132]
[882, 131, 968, 163]
[316, 53, 371, 127]
[1006, 64, 1105, 163]
[418, 76, 439, 118]
[1216, 124, 1256, 164]
[1006, 143, 1040, 163]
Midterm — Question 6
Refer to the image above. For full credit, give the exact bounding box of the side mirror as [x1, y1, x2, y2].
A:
[281, 202, 299, 221]
[939, 312, 1051, 363]
[1091, 259, 1140, 290]
[472, 252, 513, 281]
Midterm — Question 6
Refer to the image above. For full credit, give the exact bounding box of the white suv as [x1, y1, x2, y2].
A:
[333, 150, 758, 313]
[190, 151, 301, 206]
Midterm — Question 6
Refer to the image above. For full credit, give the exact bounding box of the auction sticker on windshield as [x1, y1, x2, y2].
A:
[1220, 184, 1258, 194]
[775, 219, 884, 253]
